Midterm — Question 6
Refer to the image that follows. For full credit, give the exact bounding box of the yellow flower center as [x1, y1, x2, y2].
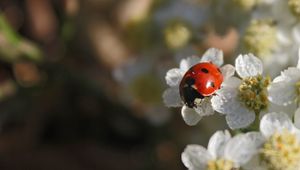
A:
[207, 159, 236, 170]
[289, 0, 300, 19]
[164, 20, 191, 49]
[242, 20, 277, 58]
[261, 131, 300, 170]
[238, 75, 270, 113]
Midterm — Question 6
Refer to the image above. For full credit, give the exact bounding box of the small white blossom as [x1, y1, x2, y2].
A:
[250, 0, 300, 77]
[181, 130, 261, 170]
[268, 48, 300, 106]
[212, 54, 271, 129]
[163, 48, 235, 126]
[255, 112, 300, 170]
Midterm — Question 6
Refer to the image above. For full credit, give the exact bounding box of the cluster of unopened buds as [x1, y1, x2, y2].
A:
[163, 48, 300, 170]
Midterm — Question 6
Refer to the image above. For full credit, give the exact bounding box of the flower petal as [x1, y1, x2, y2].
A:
[268, 67, 300, 105]
[200, 48, 224, 66]
[244, 132, 265, 148]
[194, 98, 214, 116]
[224, 132, 263, 166]
[221, 76, 242, 88]
[268, 81, 297, 106]
[262, 102, 296, 120]
[235, 54, 263, 78]
[211, 86, 238, 115]
[165, 68, 185, 87]
[162, 87, 182, 107]
[242, 155, 266, 170]
[181, 105, 202, 126]
[279, 67, 300, 82]
[225, 110, 255, 129]
[220, 64, 235, 80]
[181, 144, 211, 170]
[260, 112, 294, 138]
[272, 74, 285, 83]
[180, 56, 201, 72]
[207, 130, 231, 159]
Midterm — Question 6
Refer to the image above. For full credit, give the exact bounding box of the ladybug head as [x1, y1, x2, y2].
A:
[179, 77, 204, 108]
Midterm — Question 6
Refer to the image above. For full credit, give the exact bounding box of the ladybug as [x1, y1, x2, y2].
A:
[179, 62, 223, 108]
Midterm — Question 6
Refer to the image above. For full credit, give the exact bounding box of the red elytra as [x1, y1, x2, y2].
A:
[179, 62, 223, 108]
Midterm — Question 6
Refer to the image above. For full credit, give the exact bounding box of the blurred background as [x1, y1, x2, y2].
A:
[0, 0, 250, 169]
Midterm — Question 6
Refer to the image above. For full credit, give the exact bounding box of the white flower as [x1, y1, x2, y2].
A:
[260, 112, 300, 138]
[163, 48, 235, 126]
[153, 0, 209, 49]
[181, 130, 262, 170]
[211, 53, 271, 129]
[250, 0, 300, 77]
[268, 48, 300, 106]
[256, 112, 300, 170]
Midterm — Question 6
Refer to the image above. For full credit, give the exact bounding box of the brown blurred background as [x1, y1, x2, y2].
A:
[0, 0, 234, 169]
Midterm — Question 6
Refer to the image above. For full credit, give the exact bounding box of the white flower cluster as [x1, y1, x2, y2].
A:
[241, 0, 300, 77]
[182, 112, 300, 170]
[163, 47, 300, 169]
[149, 0, 300, 81]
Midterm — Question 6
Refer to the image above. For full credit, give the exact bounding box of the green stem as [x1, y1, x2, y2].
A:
[250, 113, 260, 131]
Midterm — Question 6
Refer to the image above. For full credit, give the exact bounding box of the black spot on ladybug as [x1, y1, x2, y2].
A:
[217, 68, 221, 73]
[185, 77, 195, 85]
[180, 77, 204, 108]
[210, 82, 215, 88]
[201, 68, 209, 73]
